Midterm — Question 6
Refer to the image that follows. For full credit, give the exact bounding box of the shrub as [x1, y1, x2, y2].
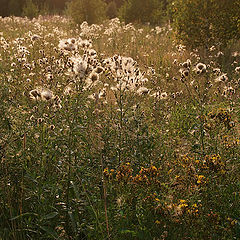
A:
[106, 1, 118, 19]
[119, 0, 167, 25]
[22, 0, 39, 19]
[66, 0, 106, 25]
[8, 0, 23, 16]
[171, 0, 240, 48]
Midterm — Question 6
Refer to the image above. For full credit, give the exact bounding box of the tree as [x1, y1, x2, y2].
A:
[106, 1, 117, 19]
[171, 0, 240, 48]
[66, 0, 106, 24]
[0, 0, 10, 16]
[22, 0, 39, 19]
[8, 0, 24, 16]
[119, 0, 167, 25]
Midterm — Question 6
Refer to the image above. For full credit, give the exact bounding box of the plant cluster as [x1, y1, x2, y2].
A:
[0, 16, 240, 239]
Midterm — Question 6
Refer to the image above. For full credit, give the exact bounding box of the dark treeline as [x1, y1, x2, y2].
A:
[0, 0, 70, 16]
[0, 0, 124, 17]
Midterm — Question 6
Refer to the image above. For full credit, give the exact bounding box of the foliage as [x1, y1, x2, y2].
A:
[8, 0, 23, 16]
[66, 0, 107, 25]
[22, 0, 39, 19]
[171, 0, 240, 48]
[119, 0, 167, 24]
[0, 16, 240, 239]
[0, 0, 69, 17]
[106, 1, 118, 19]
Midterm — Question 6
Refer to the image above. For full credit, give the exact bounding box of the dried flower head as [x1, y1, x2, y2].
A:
[195, 63, 206, 74]
[235, 67, 240, 73]
[41, 89, 54, 101]
[137, 87, 149, 95]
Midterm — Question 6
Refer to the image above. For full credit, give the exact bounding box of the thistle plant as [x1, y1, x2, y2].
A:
[0, 15, 240, 240]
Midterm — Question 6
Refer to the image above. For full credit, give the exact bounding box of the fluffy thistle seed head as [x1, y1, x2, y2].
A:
[29, 89, 41, 100]
[90, 72, 99, 82]
[41, 89, 54, 101]
[31, 34, 41, 41]
[195, 63, 206, 74]
[58, 39, 77, 51]
[196, 63, 206, 70]
[95, 66, 104, 74]
[235, 67, 240, 73]
[137, 87, 149, 95]
[182, 59, 191, 68]
[160, 92, 168, 100]
[215, 74, 228, 82]
[180, 68, 189, 78]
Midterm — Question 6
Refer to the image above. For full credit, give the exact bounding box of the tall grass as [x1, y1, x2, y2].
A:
[0, 16, 240, 239]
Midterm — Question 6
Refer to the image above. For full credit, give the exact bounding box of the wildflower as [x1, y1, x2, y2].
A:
[49, 125, 55, 130]
[180, 68, 189, 78]
[64, 85, 74, 95]
[72, 58, 88, 78]
[137, 87, 149, 95]
[222, 86, 235, 97]
[173, 59, 178, 65]
[95, 66, 104, 74]
[89, 71, 99, 82]
[29, 89, 41, 100]
[182, 59, 191, 68]
[103, 167, 109, 176]
[216, 51, 224, 57]
[58, 39, 77, 51]
[209, 45, 216, 51]
[196, 175, 206, 185]
[232, 51, 239, 57]
[31, 34, 41, 41]
[227, 217, 238, 226]
[116, 196, 125, 207]
[212, 68, 221, 75]
[195, 63, 206, 74]
[88, 49, 97, 57]
[235, 66, 240, 73]
[215, 73, 228, 82]
[37, 118, 44, 124]
[88, 93, 97, 101]
[98, 88, 106, 99]
[46, 73, 53, 81]
[41, 88, 54, 101]
[229, 121, 235, 128]
[79, 39, 92, 49]
[160, 92, 168, 100]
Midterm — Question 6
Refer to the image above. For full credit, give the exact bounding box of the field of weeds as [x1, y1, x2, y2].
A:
[0, 16, 240, 239]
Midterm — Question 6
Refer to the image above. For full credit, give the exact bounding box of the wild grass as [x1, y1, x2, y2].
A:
[0, 16, 240, 239]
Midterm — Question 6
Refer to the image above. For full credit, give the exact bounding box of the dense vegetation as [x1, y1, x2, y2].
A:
[0, 1, 240, 240]
[1, 0, 239, 48]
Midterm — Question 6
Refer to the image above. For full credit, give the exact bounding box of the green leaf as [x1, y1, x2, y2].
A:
[42, 212, 58, 220]
[120, 229, 137, 236]
[10, 212, 38, 221]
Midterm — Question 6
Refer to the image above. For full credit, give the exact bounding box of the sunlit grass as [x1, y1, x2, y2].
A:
[0, 16, 240, 239]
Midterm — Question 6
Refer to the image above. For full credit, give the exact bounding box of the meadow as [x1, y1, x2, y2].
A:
[0, 16, 240, 239]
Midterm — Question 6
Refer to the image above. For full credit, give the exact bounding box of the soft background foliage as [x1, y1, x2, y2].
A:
[170, 0, 240, 48]
[65, 0, 107, 24]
